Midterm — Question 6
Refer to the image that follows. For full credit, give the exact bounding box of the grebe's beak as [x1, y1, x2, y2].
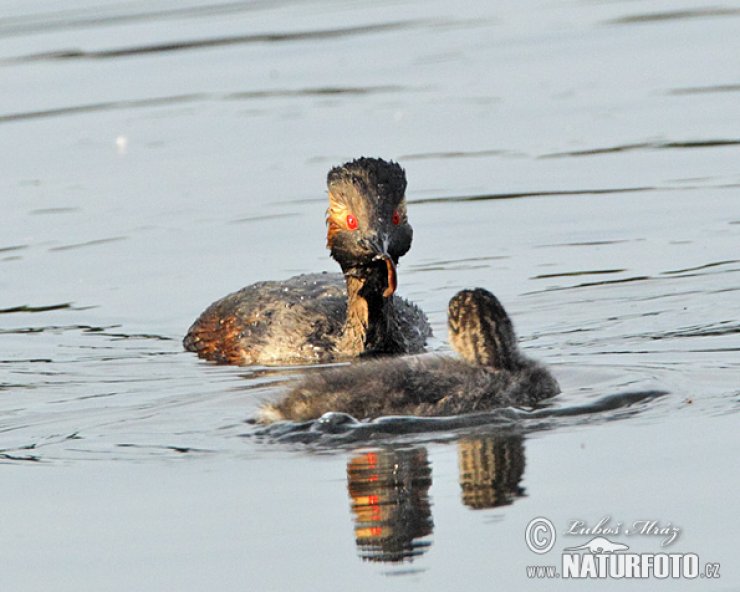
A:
[371, 253, 397, 298]
[368, 235, 397, 298]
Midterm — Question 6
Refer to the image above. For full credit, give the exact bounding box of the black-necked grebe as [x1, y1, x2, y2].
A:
[184, 158, 431, 365]
[258, 288, 559, 421]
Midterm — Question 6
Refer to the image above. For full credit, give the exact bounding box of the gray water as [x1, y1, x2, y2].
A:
[1, 0, 738, 590]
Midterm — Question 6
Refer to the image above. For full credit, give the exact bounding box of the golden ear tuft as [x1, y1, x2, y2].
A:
[326, 191, 350, 247]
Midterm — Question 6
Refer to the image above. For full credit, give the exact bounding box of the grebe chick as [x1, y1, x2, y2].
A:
[258, 289, 559, 422]
[184, 157, 431, 365]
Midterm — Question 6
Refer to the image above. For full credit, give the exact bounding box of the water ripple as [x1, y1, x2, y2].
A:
[0, 452, 40, 463]
[0, 94, 204, 124]
[661, 259, 739, 276]
[398, 149, 516, 161]
[0, 1, 281, 37]
[3, 20, 426, 63]
[606, 7, 740, 26]
[0, 85, 413, 125]
[49, 237, 128, 252]
[524, 259, 740, 295]
[0, 244, 28, 254]
[0, 303, 76, 314]
[411, 186, 653, 205]
[532, 269, 625, 280]
[409, 255, 508, 273]
[669, 83, 740, 95]
[541, 139, 740, 159]
[30, 207, 80, 215]
[248, 390, 666, 447]
[648, 321, 740, 340]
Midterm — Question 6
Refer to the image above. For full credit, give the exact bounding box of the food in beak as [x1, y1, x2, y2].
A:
[383, 256, 397, 298]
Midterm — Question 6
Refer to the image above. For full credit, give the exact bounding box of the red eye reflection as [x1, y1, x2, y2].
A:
[346, 214, 358, 230]
[391, 210, 401, 225]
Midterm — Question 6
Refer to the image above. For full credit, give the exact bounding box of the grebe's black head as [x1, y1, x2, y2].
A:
[326, 157, 412, 297]
[448, 289, 518, 369]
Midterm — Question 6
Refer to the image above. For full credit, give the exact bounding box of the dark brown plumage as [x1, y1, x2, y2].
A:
[258, 288, 559, 421]
[183, 158, 431, 365]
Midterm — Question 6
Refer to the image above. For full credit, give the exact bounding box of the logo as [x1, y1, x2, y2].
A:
[564, 536, 629, 553]
[524, 516, 721, 581]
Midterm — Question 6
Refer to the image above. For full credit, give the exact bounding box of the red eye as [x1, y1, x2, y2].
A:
[392, 210, 401, 225]
[346, 213, 358, 230]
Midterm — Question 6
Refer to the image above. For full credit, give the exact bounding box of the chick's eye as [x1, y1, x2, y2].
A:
[346, 214, 358, 230]
[391, 210, 401, 225]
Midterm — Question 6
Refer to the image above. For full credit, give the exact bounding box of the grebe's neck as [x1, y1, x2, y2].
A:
[338, 269, 404, 356]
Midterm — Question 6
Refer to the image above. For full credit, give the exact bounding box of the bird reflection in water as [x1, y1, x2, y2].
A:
[346, 447, 433, 563]
[345, 435, 527, 565]
[457, 435, 526, 509]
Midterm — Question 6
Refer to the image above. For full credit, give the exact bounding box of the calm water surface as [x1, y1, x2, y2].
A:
[1, 0, 738, 590]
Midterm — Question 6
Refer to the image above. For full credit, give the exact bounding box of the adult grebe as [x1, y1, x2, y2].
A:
[258, 288, 559, 421]
[184, 157, 431, 365]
